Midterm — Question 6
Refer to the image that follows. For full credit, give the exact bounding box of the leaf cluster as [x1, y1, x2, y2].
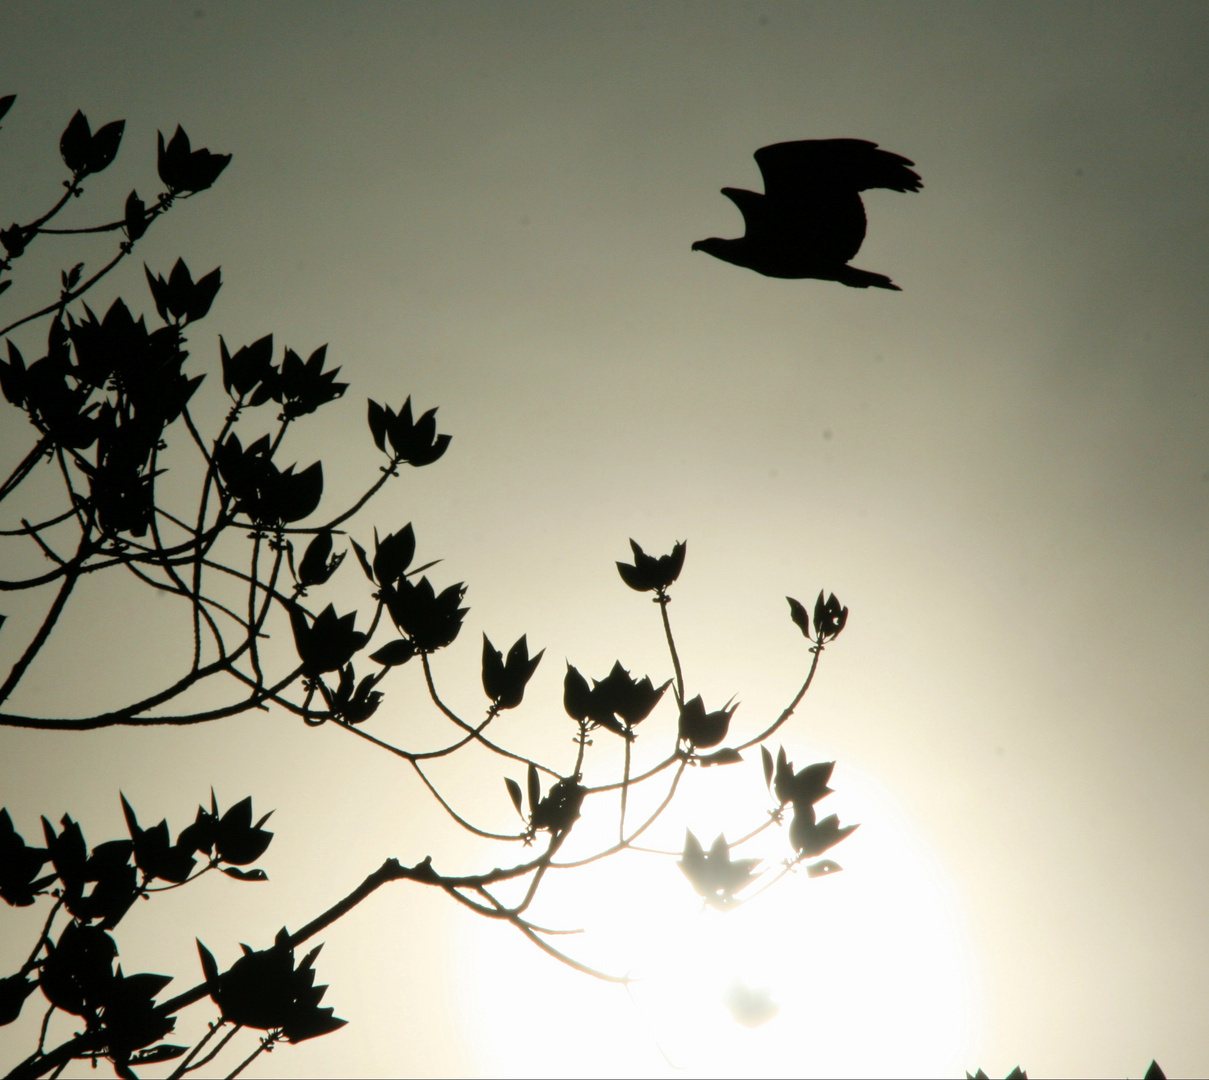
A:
[678, 830, 761, 909]
[760, 745, 858, 860]
[2, 292, 207, 535]
[0, 792, 275, 1074]
[615, 537, 686, 593]
[1, 107, 225, 295]
[504, 764, 587, 839]
[787, 590, 849, 645]
[482, 633, 543, 710]
[156, 125, 230, 195]
[563, 660, 671, 738]
[220, 335, 347, 418]
[197, 929, 345, 1043]
[216, 432, 323, 528]
[59, 110, 125, 182]
[367, 397, 451, 467]
[678, 693, 739, 750]
[0, 96, 866, 1078]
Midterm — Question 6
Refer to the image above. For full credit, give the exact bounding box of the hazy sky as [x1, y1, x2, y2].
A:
[2, 3, 1209, 1077]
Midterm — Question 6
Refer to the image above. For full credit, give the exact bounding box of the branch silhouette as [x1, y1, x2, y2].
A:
[1, 95, 859, 1077]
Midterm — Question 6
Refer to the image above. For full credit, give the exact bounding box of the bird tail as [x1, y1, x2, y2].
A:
[836, 265, 901, 291]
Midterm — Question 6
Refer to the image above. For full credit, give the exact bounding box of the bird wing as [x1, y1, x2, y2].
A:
[754, 139, 923, 199]
[720, 187, 769, 239]
[723, 178, 866, 266]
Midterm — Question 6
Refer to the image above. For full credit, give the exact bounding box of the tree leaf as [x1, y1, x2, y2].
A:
[369, 639, 415, 667]
[86, 119, 125, 175]
[786, 596, 810, 637]
[129, 1045, 189, 1065]
[697, 748, 743, 766]
[119, 793, 140, 837]
[504, 778, 523, 817]
[367, 399, 387, 451]
[59, 110, 91, 175]
[197, 940, 219, 985]
[526, 763, 540, 818]
[124, 190, 147, 241]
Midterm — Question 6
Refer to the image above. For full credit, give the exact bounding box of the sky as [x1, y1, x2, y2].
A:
[2, 2, 1209, 1076]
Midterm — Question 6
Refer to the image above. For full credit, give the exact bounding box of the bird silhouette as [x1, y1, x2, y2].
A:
[692, 139, 922, 290]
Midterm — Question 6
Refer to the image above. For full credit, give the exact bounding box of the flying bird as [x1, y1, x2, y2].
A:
[692, 139, 922, 290]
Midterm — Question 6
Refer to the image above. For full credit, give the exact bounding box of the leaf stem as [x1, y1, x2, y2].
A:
[656, 590, 684, 706]
[734, 646, 822, 751]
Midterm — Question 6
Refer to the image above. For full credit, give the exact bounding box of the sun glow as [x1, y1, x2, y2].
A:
[455, 765, 978, 1078]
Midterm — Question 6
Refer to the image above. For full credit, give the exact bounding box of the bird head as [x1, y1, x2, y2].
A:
[691, 237, 730, 256]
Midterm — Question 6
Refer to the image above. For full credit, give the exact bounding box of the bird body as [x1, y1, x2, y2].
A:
[692, 138, 921, 290]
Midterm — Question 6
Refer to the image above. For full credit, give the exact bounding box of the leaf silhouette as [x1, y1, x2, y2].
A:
[790, 809, 858, 859]
[678, 830, 760, 909]
[526, 763, 541, 820]
[504, 777, 524, 817]
[616, 538, 686, 592]
[677, 694, 738, 750]
[0, 809, 51, 906]
[0, 973, 37, 1027]
[157, 125, 230, 193]
[383, 575, 467, 652]
[786, 595, 811, 637]
[812, 590, 848, 642]
[530, 777, 586, 835]
[482, 633, 543, 710]
[200, 928, 346, 1042]
[297, 530, 344, 588]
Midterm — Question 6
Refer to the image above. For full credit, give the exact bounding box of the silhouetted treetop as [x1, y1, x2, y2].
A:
[0, 94, 870, 1079]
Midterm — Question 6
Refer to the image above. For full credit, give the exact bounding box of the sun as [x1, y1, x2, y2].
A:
[454, 764, 978, 1078]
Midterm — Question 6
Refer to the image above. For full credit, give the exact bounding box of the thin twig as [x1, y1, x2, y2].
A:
[409, 759, 521, 841]
[734, 646, 822, 751]
[0, 666, 304, 730]
[0, 244, 128, 338]
[0, 542, 85, 706]
[0, 438, 53, 506]
[619, 733, 632, 842]
[181, 1023, 241, 1075]
[165, 1019, 225, 1079]
[223, 1031, 276, 1079]
[0, 508, 77, 537]
[421, 654, 560, 777]
[19, 896, 64, 976]
[656, 590, 685, 706]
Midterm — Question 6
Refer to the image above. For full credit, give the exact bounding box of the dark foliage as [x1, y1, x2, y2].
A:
[0, 97, 863, 1079]
[678, 831, 761, 909]
[616, 538, 686, 593]
[0, 90, 1166, 1080]
[197, 930, 345, 1042]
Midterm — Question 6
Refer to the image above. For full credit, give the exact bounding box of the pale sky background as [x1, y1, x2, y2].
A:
[2, 3, 1209, 1077]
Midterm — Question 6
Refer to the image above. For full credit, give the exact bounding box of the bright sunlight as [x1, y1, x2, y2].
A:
[456, 762, 977, 1078]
